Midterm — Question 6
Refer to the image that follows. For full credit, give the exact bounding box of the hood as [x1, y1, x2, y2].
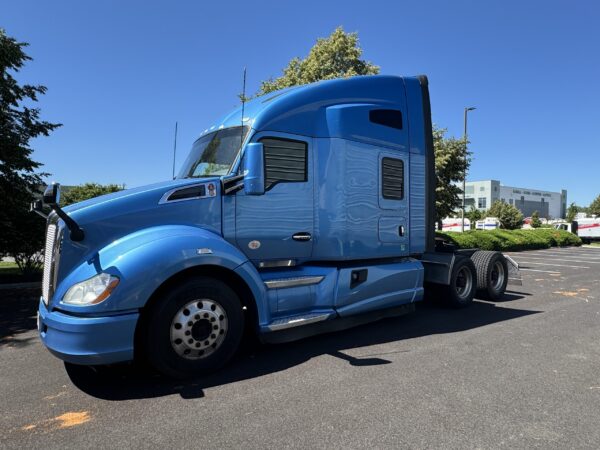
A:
[55, 177, 223, 286]
[63, 178, 213, 214]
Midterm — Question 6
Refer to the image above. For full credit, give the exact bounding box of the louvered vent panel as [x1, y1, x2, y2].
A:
[382, 157, 404, 200]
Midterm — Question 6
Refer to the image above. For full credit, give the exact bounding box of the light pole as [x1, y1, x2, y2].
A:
[461, 107, 476, 232]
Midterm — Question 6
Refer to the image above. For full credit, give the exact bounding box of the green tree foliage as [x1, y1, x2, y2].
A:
[465, 205, 483, 229]
[434, 127, 470, 226]
[531, 210, 542, 228]
[61, 183, 124, 206]
[589, 194, 600, 217]
[256, 27, 379, 96]
[566, 202, 578, 222]
[487, 200, 523, 230]
[0, 29, 61, 275]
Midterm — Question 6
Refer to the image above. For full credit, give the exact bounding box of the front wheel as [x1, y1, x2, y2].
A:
[145, 277, 244, 378]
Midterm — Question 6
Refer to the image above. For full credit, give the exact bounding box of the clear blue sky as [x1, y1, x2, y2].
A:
[3, 0, 599, 205]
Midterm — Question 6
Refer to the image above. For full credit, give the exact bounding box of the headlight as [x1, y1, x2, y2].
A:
[62, 273, 120, 306]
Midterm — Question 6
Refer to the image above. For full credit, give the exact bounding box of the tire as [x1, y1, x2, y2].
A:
[470, 250, 508, 300]
[145, 277, 244, 378]
[443, 255, 477, 308]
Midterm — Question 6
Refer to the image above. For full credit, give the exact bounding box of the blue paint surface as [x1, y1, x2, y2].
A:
[39, 75, 429, 365]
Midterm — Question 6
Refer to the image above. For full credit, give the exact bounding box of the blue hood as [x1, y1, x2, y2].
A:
[56, 177, 223, 287]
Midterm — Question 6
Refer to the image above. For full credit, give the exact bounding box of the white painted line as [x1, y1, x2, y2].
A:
[509, 255, 600, 264]
[520, 268, 560, 274]
[515, 261, 590, 269]
[505, 252, 600, 260]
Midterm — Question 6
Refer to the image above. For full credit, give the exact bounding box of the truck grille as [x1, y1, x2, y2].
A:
[42, 216, 61, 305]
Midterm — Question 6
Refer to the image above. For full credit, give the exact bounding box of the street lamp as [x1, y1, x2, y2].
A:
[461, 106, 476, 232]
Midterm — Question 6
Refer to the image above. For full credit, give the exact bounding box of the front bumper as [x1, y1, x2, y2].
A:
[38, 299, 139, 365]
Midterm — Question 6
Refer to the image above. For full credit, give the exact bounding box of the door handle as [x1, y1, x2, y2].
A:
[398, 225, 405, 237]
[292, 232, 312, 242]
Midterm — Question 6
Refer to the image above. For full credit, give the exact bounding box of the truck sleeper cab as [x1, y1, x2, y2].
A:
[36, 75, 515, 378]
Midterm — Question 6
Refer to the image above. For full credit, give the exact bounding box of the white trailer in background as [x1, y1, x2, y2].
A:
[476, 217, 500, 230]
[442, 218, 470, 232]
[554, 218, 600, 243]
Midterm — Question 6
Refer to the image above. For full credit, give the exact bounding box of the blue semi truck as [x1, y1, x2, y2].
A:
[33, 75, 518, 378]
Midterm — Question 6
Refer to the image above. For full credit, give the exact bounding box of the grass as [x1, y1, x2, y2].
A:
[0, 261, 42, 284]
[437, 228, 582, 252]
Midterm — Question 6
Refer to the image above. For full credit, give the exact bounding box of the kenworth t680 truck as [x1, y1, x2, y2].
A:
[33, 75, 519, 378]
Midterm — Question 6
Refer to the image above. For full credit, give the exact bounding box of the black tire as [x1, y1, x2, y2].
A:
[470, 250, 508, 300]
[442, 255, 477, 308]
[145, 277, 244, 379]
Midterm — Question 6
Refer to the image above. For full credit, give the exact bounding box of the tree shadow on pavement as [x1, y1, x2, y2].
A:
[0, 288, 39, 348]
[66, 296, 538, 401]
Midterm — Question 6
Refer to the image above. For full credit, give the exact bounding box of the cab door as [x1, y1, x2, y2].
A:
[235, 133, 313, 264]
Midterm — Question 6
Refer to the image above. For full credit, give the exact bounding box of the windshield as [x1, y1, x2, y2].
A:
[178, 126, 249, 178]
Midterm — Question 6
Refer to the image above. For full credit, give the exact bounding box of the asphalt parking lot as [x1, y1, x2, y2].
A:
[1, 246, 599, 449]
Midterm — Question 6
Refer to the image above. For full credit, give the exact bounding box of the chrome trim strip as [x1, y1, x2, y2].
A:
[158, 183, 210, 205]
[266, 312, 333, 332]
[264, 275, 324, 289]
[258, 259, 296, 269]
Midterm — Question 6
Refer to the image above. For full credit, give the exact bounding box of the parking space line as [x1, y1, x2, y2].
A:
[514, 261, 589, 269]
[508, 255, 600, 264]
[520, 268, 560, 274]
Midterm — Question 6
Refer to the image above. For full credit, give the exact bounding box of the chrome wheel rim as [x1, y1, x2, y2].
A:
[491, 261, 505, 291]
[455, 266, 473, 299]
[170, 299, 228, 360]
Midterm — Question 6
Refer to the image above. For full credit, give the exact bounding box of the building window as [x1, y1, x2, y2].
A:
[480, 186, 485, 191]
[465, 198, 475, 207]
[501, 198, 505, 203]
[509, 199, 514, 205]
[478, 198, 487, 209]
[521, 196, 525, 203]
[465, 185, 474, 195]
[260, 137, 308, 191]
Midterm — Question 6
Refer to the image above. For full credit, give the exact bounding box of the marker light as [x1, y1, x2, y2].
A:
[62, 273, 120, 306]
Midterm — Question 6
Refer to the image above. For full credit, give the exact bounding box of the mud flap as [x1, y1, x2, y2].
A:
[504, 255, 522, 286]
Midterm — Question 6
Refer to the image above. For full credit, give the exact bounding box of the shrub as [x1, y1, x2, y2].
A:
[487, 201, 523, 230]
[437, 228, 581, 252]
[531, 211, 542, 228]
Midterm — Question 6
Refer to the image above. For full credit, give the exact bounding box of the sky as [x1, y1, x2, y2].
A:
[3, 0, 599, 205]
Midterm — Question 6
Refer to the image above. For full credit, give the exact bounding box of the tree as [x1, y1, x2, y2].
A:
[531, 210, 542, 228]
[465, 205, 483, 229]
[589, 194, 600, 217]
[566, 202, 578, 222]
[0, 29, 61, 276]
[256, 27, 379, 96]
[433, 127, 470, 227]
[61, 183, 124, 206]
[487, 200, 523, 230]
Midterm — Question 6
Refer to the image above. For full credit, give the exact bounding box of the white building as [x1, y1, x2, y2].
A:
[461, 180, 567, 219]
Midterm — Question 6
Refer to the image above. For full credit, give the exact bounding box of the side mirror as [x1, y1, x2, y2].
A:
[243, 143, 265, 195]
[43, 183, 61, 205]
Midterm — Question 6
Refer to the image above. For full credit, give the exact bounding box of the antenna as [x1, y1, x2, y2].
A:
[240, 67, 247, 146]
[171, 121, 178, 179]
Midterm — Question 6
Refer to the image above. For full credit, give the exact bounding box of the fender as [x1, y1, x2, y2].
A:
[52, 225, 269, 324]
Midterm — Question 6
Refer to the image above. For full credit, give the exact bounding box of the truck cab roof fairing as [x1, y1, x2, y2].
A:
[202, 75, 416, 141]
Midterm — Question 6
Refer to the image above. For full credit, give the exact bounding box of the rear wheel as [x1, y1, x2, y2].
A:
[470, 250, 508, 300]
[443, 255, 477, 308]
[145, 277, 244, 378]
